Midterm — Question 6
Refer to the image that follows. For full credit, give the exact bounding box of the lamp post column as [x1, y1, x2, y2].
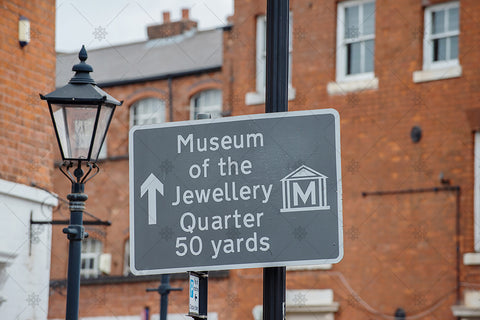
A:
[63, 174, 88, 320]
[40, 45, 122, 320]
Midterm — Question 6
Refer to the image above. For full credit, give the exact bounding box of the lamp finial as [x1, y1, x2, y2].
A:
[70, 45, 95, 84]
[78, 45, 88, 62]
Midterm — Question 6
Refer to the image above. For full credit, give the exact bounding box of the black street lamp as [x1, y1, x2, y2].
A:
[40, 45, 122, 320]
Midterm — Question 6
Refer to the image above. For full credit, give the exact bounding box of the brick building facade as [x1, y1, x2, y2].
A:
[48, 9, 228, 320]
[0, 1, 58, 319]
[49, 1, 480, 320]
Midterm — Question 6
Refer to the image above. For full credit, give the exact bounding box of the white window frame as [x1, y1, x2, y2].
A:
[190, 89, 223, 120]
[246, 14, 295, 105]
[129, 98, 166, 127]
[413, 1, 461, 83]
[474, 132, 480, 252]
[255, 15, 267, 95]
[255, 14, 293, 93]
[80, 238, 103, 278]
[123, 239, 130, 276]
[460, 132, 480, 266]
[336, 0, 376, 83]
[423, 1, 460, 71]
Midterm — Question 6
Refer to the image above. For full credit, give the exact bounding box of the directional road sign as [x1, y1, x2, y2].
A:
[129, 109, 343, 274]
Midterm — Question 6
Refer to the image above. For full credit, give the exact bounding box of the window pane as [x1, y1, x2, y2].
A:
[448, 7, 459, 32]
[192, 89, 222, 119]
[131, 98, 165, 126]
[124, 239, 130, 276]
[432, 10, 445, 34]
[450, 35, 458, 59]
[80, 239, 103, 278]
[433, 38, 447, 61]
[205, 91, 216, 106]
[363, 2, 375, 36]
[347, 42, 361, 74]
[345, 5, 359, 39]
[365, 40, 374, 72]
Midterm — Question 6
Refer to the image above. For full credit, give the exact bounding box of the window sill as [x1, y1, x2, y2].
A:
[327, 77, 378, 95]
[253, 290, 338, 320]
[464, 252, 480, 265]
[451, 306, 480, 318]
[413, 65, 462, 83]
[245, 87, 296, 106]
[287, 264, 332, 271]
[452, 290, 480, 318]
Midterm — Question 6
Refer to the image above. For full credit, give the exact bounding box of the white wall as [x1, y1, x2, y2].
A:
[0, 178, 57, 320]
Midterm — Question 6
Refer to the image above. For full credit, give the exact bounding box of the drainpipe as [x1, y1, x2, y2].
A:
[168, 77, 173, 122]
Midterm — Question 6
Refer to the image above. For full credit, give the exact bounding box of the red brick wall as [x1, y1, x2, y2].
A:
[48, 0, 480, 319]
[224, 0, 479, 319]
[0, 0, 56, 188]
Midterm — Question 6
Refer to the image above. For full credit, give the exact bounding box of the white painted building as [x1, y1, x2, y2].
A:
[0, 179, 57, 319]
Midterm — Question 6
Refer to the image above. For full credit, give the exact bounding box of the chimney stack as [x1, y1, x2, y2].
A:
[182, 8, 189, 20]
[162, 11, 170, 23]
[147, 8, 197, 40]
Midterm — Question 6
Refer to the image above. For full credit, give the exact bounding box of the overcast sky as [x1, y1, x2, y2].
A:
[56, 0, 234, 53]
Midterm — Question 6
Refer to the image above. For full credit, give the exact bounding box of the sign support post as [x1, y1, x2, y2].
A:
[187, 113, 210, 320]
[264, 0, 289, 319]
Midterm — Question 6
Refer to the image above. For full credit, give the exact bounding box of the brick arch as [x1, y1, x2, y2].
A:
[187, 79, 222, 101]
[188, 81, 223, 119]
[125, 88, 169, 125]
[124, 87, 168, 107]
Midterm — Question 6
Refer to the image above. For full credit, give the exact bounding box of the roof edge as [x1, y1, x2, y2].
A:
[96, 65, 222, 88]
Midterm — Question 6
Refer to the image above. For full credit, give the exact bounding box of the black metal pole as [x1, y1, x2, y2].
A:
[191, 112, 210, 319]
[168, 77, 173, 122]
[31, 219, 110, 226]
[146, 274, 182, 320]
[263, 267, 286, 320]
[160, 274, 170, 320]
[199, 272, 208, 318]
[144, 306, 150, 320]
[264, 0, 289, 319]
[64, 181, 88, 320]
[265, 0, 289, 112]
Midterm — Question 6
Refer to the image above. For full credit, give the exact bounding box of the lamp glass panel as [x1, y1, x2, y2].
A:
[51, 104, 98, 160]
[90, 104, 115, 161]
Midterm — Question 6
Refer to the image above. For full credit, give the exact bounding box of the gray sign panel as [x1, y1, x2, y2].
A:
[129, 109, 343, 275]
